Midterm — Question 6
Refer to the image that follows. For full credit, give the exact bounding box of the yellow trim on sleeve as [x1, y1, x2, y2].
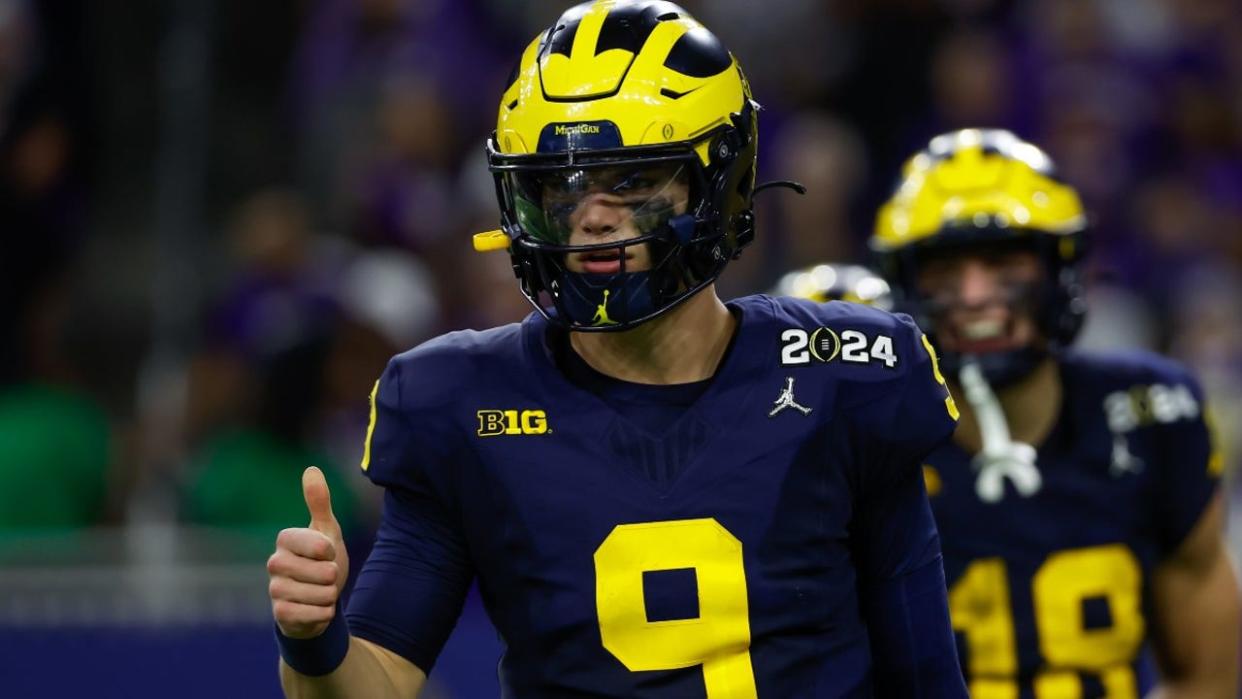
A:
[1204, 405, 1224, 478]
[922, 465, 942, 496]
[1208, 450, 1224, 478]
[361, 380, 379, 472]
[921, 334, 960, 421]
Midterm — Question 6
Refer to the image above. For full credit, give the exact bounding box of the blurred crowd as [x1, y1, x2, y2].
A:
[2, 0, 1242, 553]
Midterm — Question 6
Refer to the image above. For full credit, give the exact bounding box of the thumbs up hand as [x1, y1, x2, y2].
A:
[269, 467, 351, 639]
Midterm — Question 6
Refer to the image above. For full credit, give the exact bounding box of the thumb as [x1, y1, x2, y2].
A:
[302, 466, 338, 535]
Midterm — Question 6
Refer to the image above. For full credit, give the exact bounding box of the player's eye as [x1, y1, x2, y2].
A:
[542, 172, 589, 197]
[613, 175, 656, 193]
[547, 200, 577, 220]
[917, 259, 959, 290]
[631, 197, 676, 233]
[988, 252, 1042, 281]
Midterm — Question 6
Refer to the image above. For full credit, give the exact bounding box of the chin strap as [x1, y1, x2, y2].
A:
[958, 358, 1042, 503]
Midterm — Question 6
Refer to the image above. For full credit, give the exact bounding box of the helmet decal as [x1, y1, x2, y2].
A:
[537, 121, 624, 153]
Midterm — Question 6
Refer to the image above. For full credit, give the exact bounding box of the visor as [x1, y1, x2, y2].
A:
[503, 162, 694, 246]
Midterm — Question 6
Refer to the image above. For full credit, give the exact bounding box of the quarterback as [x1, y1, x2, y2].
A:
[872, 128, 1240, 698]
[268, 2, 967, 697]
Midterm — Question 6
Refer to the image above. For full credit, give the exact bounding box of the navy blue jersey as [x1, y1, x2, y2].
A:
[347, 295, 961, 698]
[926, 351, 1222, 699]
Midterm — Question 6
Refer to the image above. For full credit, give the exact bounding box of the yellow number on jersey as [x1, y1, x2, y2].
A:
[1032, 545, 1143, 697]
[594, 518, 757, 699]
[949, 544, 1144, 699]
[949, 558, 1017, 681]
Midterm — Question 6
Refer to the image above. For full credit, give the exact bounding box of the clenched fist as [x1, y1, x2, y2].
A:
[269, 466, 350, 639]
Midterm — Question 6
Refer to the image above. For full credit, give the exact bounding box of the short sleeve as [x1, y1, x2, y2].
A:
[1151, 367, 1222, 556]
[360, 358, 459, 494]
[347, 357, 475, 672]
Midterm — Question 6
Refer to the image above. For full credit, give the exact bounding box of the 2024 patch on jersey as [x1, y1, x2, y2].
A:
[925, 351, 1220, 699]
[349, 295, 957, 698]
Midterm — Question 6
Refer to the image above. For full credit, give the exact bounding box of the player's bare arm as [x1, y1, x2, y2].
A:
[1148, 492, 1240, 699]
[271, 467, 426, 698]
[278, 637, 425, 699]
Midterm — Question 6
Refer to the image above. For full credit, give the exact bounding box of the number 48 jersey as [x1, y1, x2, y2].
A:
[346, 295, 961, 698]
[926, 351, 1221, 699]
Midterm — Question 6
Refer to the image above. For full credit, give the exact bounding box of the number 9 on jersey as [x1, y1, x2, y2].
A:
[595, 518, 758, 699]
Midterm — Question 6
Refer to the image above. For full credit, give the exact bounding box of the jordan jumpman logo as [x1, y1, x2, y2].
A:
[768, 377, 812, 417]
[592, 289, 617, 326]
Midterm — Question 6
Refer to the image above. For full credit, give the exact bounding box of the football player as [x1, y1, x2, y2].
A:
[268, 2, 968, 696]
[771, 262, 893, 310]
[871, 128, 1240, 698]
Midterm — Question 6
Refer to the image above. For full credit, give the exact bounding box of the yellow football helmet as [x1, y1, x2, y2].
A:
[870, 129, 1088, 382]
[771, 263, 892, 310]
[482, 0, 759, 331]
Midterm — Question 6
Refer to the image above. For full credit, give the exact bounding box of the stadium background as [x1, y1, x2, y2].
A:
[1, 0, 1240, 696]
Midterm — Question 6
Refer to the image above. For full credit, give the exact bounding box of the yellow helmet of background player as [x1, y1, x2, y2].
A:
[771, 263, 892, 310]
[870, 129, 1088, 383]
[481, 0, 760, 331]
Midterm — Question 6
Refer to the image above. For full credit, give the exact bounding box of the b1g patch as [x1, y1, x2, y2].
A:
[780, 327, 897, 368]
[477, 409, 550, 436]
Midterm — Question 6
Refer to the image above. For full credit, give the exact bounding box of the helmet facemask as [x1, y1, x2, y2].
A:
[871, 129, 1090, 385]
[489, 105, 757, 332]
[886, 229, 1086, 386]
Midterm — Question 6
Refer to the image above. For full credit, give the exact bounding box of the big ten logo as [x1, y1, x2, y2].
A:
[477, 409, 550, 437]
[1103, 383, 1199, 434]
